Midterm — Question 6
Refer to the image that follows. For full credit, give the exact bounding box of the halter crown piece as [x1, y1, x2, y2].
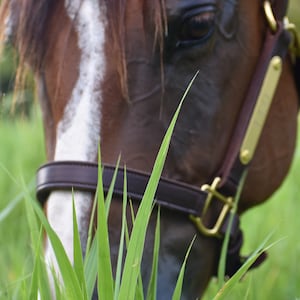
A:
[36, 0, 300, 276]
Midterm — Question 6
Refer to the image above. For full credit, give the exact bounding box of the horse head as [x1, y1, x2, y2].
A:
[1, 0, 299, 299]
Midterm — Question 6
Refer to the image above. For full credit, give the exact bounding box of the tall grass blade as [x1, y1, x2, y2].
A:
[171, 236, 196, 300]
[97, 148, 114, 300]
[146, 208, 161, 300]
[86, 191, 98, 255]
[0, 161, 19, 186]
[21, 178, 40, 250]
[117, 108, 173, 298]
[105, 156, 121, 217]
[84, 192, 98, 299]
[53, 274, 63, 300]
[28, 229, 42, 300]
[217, 171, 248, 287]
[37, 261, 53, 300]
[21, 177, 52, 299]
[29, 198, 84, 299]
[84, 238, 98, 299]
[0, 178, 34, 222]
[126, 201, 145, 300]
[136, 274, 145, 300]
[114, 168, 128, 300]
[84, 158, 120, 298]
[213, 232, 278, 300]
[118, 72, 199, 300]
[72, 193, 87, 299]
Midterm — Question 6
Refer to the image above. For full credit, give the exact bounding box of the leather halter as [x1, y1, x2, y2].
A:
[36, 1, 299, 276]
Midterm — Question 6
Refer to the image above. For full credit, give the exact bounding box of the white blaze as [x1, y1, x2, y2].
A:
[44, 0, 107, 284]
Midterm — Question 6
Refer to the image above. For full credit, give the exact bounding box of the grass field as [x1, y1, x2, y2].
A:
[0, 109, 300, 299]
[0, 110, 45, 298]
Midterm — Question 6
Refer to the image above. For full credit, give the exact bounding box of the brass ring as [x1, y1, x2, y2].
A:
[263, 1, 277, 33]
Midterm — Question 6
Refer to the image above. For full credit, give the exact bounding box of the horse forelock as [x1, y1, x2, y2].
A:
[0, 0, 167, 103]
[103, 0, 167, 99]
[0, 0, 58, 69]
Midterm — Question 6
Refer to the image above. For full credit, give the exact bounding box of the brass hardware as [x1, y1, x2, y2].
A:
[240, 149, 251, 164]
[189, 177, 234, 237]
[240, 56, 282, 165]
[284, 17, 300, 60]
[263, 1, 277, 33]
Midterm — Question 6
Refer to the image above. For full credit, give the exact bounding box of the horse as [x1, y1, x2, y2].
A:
[1, 0, 299, 299]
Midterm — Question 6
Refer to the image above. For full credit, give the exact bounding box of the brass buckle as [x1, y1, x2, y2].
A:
[263, 1, 277, 33]
[189, 177, 234, 237]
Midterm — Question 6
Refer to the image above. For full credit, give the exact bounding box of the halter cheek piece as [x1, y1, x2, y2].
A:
[36, 1, 300, 276]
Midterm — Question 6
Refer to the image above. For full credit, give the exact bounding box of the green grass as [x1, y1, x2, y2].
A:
[0, 109, 45, 298]
[0, 99, 192, 299]
[1, 109, 300, 299]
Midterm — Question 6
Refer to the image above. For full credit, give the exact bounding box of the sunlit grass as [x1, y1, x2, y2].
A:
[1, 108, 300, 299]
[0, 109, 45, 298]
[0, 95, 194, 299]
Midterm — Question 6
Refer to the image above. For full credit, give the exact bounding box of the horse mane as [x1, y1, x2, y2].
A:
[0, 0, 166, 99]
[0, 0, 58, 69]
[0, 0, 58, 108]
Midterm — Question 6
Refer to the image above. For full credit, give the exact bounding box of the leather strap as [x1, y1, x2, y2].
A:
[36, 160, 246, 276]
[36, 161, 241, 239]
[218, 21, 292, 191]
[271, 0, 288, 20]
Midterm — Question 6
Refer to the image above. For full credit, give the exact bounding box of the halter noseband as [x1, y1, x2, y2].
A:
[36, 1, 300, 276]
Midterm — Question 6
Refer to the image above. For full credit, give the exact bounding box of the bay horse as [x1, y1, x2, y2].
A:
[1, 0, 299, 299]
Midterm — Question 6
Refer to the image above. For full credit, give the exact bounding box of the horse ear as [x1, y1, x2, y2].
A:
[217, 0, 238, 40]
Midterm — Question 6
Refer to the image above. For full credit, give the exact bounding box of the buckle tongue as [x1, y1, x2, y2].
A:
[189, 177, 234, 237]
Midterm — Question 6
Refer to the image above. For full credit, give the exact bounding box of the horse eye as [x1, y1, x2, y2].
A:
[177, 11, 215, 47]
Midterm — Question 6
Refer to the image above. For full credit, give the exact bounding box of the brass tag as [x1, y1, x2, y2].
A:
[240, 56, 282, 165]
